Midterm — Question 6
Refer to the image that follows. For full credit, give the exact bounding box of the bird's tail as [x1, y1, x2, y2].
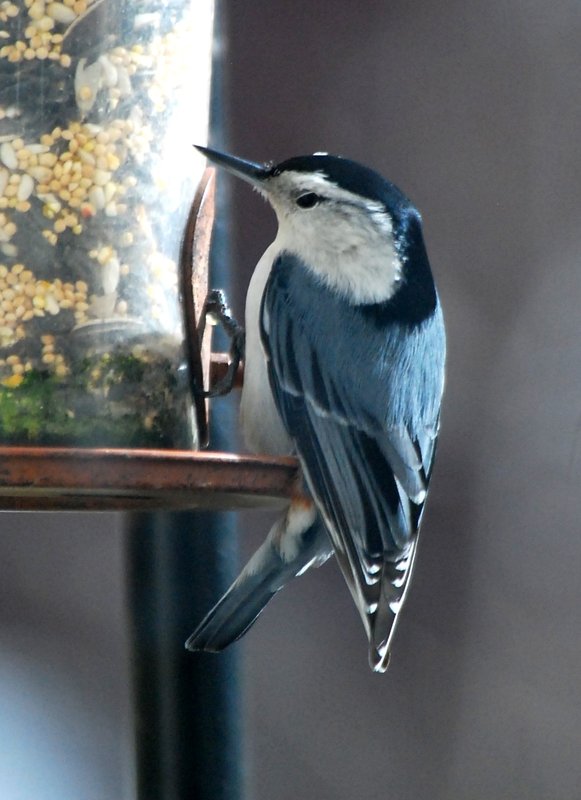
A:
[185, 501, 332, 653]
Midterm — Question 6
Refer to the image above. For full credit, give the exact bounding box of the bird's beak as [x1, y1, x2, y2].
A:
[195, 145, 270, 188]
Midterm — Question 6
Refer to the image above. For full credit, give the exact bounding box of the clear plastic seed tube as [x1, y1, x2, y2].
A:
[0, 0, 214, 448]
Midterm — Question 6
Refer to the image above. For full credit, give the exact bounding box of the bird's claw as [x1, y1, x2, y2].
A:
[200, 289, 245, 398]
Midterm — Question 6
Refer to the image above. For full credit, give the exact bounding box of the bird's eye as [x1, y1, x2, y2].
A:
[296, 192, 321, 209]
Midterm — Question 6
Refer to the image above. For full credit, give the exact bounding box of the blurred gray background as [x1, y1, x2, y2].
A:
[1, 1, 581, 798]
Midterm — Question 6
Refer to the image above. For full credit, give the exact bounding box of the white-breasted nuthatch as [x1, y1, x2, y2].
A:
[186, 146, 446, 672]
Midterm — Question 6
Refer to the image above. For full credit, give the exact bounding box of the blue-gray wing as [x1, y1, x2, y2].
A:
[260, 253, 445, 670]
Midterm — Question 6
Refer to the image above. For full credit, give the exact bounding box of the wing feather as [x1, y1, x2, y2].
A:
[261, 253, 445, 669]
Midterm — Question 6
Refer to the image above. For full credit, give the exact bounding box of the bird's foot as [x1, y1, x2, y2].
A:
[201, 289, 245, 397]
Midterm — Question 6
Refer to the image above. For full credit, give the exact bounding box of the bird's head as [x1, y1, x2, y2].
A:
[196, 145, 424, 304]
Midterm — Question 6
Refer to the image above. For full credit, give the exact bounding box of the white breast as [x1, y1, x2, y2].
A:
[240, 241, 294, 456]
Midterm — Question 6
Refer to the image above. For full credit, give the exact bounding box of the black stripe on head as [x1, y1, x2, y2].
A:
[271, 154, 414, 218]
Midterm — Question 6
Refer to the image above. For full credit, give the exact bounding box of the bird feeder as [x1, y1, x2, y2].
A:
[0, 0, 299, 510]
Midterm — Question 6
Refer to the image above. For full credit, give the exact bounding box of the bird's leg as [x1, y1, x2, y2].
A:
[200, 289, 245, 398]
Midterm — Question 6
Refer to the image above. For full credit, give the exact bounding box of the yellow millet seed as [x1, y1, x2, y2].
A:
[2, 373, 24, 388]
[37, 16, 54, 32]
[39, 152, 57, 167]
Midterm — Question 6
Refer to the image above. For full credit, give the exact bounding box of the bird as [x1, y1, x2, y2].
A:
[186, 145, 446, 672]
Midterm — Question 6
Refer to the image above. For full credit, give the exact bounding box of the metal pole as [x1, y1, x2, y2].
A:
[126, 8, 242, 795]
[126, 510, 241, 800]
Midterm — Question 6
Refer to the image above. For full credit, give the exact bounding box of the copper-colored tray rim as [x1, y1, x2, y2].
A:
[0, 446, 299, 511]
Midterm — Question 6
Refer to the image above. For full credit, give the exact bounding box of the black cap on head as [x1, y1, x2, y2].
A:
[272, 153, 413, 215]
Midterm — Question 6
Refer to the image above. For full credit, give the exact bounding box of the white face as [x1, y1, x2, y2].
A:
[259, 170, 404, 304]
